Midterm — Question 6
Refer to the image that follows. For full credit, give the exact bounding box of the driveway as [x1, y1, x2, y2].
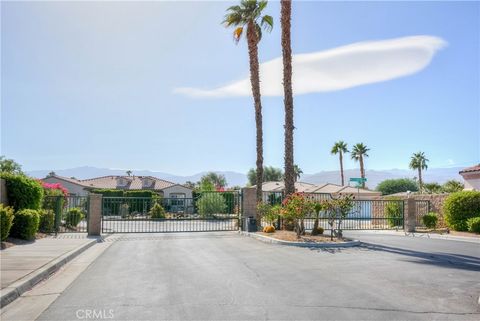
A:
[38, 232, 479, 320]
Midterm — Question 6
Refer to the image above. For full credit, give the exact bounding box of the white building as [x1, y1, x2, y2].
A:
[459, 165, 480, 191]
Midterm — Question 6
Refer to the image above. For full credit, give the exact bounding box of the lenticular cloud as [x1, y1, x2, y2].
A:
[174, 35, 447, 98]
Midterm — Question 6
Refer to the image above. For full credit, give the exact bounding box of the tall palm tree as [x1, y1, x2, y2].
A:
[409, 152, 429, 193]
[224, 0, 273, 203]
[293, 164, 303, 182]
[281, 0, 295, 196]
[331, 141, 348, 186]
[351, 143, 370, 188]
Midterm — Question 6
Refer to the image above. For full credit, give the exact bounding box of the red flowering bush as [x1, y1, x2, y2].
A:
[280, 193, 315, 237]
[40, 181, 68, 210]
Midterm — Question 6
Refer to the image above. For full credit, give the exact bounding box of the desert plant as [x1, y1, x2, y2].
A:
[385, 199, 404, 228]
[10, 209, 40, 240]
[149, 202, 166, 219]
[443, 191, 480, 231]
[422, 212, 438, 229]
[65, 208, 85, 228]
[331, 141, 349, 186]
[38, 209, 55, 233]
[0, 204, 14, 241]
[281, 193, 315, 237]
[197, 193, 227, 218]
[311, 202, 325, 236]
[442, 180, 464, 193]
[409, 151, 429, 193]
[467, 217, 480, 233]
[351, 143, 370, 188]
[263, 225, 275, 233]
[0, 173, 44, 210]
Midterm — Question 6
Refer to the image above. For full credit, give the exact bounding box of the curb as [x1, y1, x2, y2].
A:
[239, 231, 361, 248]
[0, 237, 101, 308]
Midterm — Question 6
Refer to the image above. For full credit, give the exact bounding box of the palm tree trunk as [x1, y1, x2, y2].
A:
[339, 152, 344, 186]
[418, 168, 422, 193]
[246, 21, 264, 205]
[360, 155, 365, 188]
[281, 0, 295, 197]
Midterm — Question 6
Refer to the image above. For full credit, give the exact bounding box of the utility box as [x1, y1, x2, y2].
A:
[246, 216, 257, 232]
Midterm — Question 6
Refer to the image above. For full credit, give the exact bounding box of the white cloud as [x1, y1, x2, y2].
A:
[174, 35, 447, 98]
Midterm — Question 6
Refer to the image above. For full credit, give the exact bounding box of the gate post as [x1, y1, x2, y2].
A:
[241, 187, 257, 231]
[88, 193, 102, 236]
[405, 197, 416, 233]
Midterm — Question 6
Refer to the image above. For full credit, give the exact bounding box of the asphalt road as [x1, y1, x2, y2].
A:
[38, 232, 480, 321]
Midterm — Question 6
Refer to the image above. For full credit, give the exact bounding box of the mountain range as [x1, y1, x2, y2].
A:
[27, 166, 464, 189]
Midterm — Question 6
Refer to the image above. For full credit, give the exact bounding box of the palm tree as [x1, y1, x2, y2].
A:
[281, 0, 295, 196]
[409, 152, 429, 193]
[351, 143, 370, 188]
[224, 0, 273, 203]
[126, 170, 132, 177]
[331, 141, 348, 186]
[293, 164, 303, 182]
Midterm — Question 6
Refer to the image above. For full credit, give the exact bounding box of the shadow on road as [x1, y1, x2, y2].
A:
[360, 242, 479, 271]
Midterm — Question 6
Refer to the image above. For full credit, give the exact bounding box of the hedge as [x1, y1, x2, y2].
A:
[10, 209, 40, 240]
[467, 217, 480, 234]
[90, 189, 124, 197]
[0, 173, 44, 210]
[0, 204, 14, 241]
[422, 212, 438, 229]
[443, 191, 480, 231]
[38, 209, 55, 233]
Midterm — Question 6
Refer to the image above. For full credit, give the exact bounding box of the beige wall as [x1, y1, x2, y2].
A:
[42, 177, 89, 196]
[162, 185, 193, 198]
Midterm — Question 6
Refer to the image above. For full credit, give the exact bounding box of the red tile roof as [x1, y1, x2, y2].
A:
[459, 165, 480, 174]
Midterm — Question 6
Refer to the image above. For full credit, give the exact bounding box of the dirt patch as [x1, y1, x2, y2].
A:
[257, 230, 343, 243]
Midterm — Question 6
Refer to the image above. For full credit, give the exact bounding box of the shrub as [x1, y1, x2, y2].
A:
[467, 217, 480, 233]
[385, 198, 404, 227]
[0, 173, 44, 210]
[263, 225, 275, 233]
[65, 208, 85, 228]
[444, 191, 480, 231]
[38, 209, 55, 233]
[10, 209, 40, 240]
[422, 212, 438, 229]
[149, 202, 166, 219]
[311, 226, 324, 235]
[442, 180, 464, 193]
[0, 204, 14, 241]
[197, 193, 227, 218]
[376, 178, 418, 195]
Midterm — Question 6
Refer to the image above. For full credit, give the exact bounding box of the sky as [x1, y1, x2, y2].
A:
[1, 0, 479, 175]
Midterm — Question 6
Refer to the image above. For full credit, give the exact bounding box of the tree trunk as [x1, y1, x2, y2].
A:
[246, 21, 264, 205]
[339, 152, 344, 186]
[360, 155, 365, 188]
[281, 0, 295, 197]
[418, 168, 422, 193]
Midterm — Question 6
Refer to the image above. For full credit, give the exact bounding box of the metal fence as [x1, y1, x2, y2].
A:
[262, 191, 332, 205]
[261, 199, 405, 230]
[414, 200, 431, 228]
[42, 195, 89, 233]
[101, 192, 241, 233]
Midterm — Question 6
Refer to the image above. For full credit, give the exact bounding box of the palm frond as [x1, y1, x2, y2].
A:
[233, 26, 244, 43]
[261, 15, 273, 32]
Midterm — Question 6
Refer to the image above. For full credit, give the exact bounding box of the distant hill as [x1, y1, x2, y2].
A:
[27, 166, 464, 189]
[302, 167, 464, 189]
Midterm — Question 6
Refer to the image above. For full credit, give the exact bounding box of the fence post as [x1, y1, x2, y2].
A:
[405, 197, 416, 232]
[241, 187, 257, 230]
[88, 193, 102, 236]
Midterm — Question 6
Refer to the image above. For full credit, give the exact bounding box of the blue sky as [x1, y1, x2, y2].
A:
[2, 1, 479, 175]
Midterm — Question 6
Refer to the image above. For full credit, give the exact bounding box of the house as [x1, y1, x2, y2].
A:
[459, 165, 480, 190]
[258, 181, 382, 200]
[42, 174, 193, 198]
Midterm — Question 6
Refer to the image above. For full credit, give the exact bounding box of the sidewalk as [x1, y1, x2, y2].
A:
[346, 229, 480, 244]
[0, 234, 99, 307]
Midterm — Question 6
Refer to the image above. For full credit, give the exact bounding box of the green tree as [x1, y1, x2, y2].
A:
[376, 178, 419, 195]
[423, 182, 442, 194]
[0, 156, 23, 175]
[281, 0, 295, 196]
[351, 143, 370, 188]
[409, 152, 429, 193]
[224, 0, 273, 203]
[184, 181, 197, 189]
[293, 164, 303, 182]
[126, 170, 132, 176]
[197, 193, 227, 218]
[200, 172, 227, 189]
[331, 141, 348, 186]
[442, 180, 464, 193]
[247, 166, 284, 186]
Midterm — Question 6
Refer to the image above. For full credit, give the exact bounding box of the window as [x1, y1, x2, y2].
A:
[170, 193, 186, 206]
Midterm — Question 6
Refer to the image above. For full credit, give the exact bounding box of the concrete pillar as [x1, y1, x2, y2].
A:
[405, 197, 416, 233]
[242, 187, 257, 219]
[88, 193, 102, 236]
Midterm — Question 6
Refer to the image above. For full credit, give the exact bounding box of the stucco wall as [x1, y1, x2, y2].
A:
[162, 185, 193, 198]
[42, 177, 89, 196]
[464, 178, 480, 190]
